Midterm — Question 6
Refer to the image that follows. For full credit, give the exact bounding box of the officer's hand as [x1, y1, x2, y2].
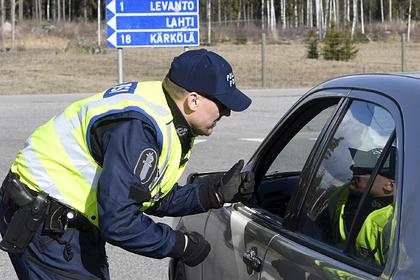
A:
[239, 171, 255, 202]
[180, 232, 211, 267]
[198, 160, 255, 209]
[217, 160, 255, 203]
[214, 159, 244, 203]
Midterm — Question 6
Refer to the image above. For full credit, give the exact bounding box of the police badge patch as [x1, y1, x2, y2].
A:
[134, 148, 158, 184]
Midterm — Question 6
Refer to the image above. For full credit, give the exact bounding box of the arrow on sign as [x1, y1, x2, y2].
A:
[107, 16, 116, 30]
[107, 0, 116, 14]
[107, 32, 117, 48]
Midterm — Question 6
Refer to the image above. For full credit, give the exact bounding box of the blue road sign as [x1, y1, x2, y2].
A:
[106, 0, 200, 48]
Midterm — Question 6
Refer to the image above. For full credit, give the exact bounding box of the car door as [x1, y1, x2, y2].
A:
[262, 90, 402, 279]
[200, 90, 348, 280]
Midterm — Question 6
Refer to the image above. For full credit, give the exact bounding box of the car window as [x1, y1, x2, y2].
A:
[255, 101, 338, 217]
[266, 105, 337, 176]
[297, 100, 396, 270]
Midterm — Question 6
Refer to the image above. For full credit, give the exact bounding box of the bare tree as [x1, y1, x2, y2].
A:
[57, 0, 61, 21]
[38, 0, 42, 21]
[18, 0, 22, 20]
[47, 0, 50, 20]
[351, 0, 358, 36]
[0, 0, 4, 51]
[11, 0, 16, 50]
[237, 0, 241, 27]
[360, 0, 364, 34]
[380, 0, 384, 22]
[407, 0, 412, 41]
[207, 0, 211, 44]
[34, 0, 38, 20]
[261, 0, 265, 31]
[217, 0, 221, 24]
[388, 0, 392, 21]
[316, 0, 324, 38]
[281, 0, 286, 28]
[307, 0, 313, 27]
[63, 0, 66, 21]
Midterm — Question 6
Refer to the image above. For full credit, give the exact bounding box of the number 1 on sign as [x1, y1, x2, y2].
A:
[121, 34, 131, 44]
[120, 1, 124, 11]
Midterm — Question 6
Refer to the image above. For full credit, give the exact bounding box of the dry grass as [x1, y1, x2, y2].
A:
[1, 21, 420, 95]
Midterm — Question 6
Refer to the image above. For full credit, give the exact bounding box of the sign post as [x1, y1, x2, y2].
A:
[106, 0, 200, 82]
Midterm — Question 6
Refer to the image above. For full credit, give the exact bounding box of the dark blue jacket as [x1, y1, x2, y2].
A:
[94, 111, 206, 259]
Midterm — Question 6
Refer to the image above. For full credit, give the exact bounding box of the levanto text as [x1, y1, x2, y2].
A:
[150, 1, 196, 12]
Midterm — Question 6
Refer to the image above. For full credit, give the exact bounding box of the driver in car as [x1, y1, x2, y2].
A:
[329, 147, 396, 266]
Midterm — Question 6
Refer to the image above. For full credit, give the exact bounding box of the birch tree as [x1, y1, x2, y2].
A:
[307, 0, 313, 27]
[11, 0, 16, 50]
[207, 0, 211, 44]
[407, 0, 412, 41]
[18, 0, 22, 20]
[0, 0, 4, 51]
[351, 0, 358, 36]
[380, 0, 384, 22]
[388, 0, 392, 21]
[360, 0, 364, 34]
[270, 0, 276, 30]
[281, 0, 286, 28]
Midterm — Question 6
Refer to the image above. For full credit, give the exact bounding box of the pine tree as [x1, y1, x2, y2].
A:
[322, 25, 358, 61]
[322, 25, 342, 60]
[306, 29, 319, 59]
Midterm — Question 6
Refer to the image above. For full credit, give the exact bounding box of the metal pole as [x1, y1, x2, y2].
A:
[401, 33, 406, 72]
[11, 0, 16, 50]
[261, 32, 266, 88]
[97, 0, 101, 47]
[118, 48, 124, 83]
[261, 0, 266, 88]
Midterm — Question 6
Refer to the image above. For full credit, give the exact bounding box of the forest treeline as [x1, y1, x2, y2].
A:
[0, 0, 417, 38]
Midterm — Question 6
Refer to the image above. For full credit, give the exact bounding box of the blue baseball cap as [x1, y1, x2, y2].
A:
[168, 49, 252, 112]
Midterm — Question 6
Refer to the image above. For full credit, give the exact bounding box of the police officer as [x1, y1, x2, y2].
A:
[0, 49, 255, 279]
[331, 147, 396, 266]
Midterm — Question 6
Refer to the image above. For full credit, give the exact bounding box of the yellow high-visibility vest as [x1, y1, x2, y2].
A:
[338, 197, 393, 265]
[11, 81, 192, 226]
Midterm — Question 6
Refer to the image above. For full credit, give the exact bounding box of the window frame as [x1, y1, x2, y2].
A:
[284, 89, 403, 276]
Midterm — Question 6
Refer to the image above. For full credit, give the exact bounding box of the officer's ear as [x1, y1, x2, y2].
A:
[185, 92, 199, 113]
[383, 180, 395, 195]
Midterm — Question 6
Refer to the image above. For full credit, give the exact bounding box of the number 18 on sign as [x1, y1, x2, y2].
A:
[106, 0, 200, 48]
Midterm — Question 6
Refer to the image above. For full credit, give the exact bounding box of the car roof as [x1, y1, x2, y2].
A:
[310, 73, 420, 102]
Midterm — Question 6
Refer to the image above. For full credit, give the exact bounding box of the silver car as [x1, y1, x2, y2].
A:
[169, 74, 420, 280]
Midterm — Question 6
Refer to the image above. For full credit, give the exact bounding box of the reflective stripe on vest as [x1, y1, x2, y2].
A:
[11, 81, 192, 226]
[338, 202, 393, 265]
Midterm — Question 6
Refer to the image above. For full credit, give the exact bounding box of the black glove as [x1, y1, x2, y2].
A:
[199, 160, 255, 209]
[239, 171, 255, 202]
[180, 231, 211, 267]
[216, 159, 245, 203]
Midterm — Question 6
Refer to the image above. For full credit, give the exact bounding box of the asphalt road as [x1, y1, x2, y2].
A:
[0, 88, 306, 279]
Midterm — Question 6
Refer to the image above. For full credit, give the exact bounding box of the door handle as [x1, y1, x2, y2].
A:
[242, 247, 262, 275]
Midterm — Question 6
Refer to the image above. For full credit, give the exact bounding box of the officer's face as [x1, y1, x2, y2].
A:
[350, 174, 395, 197]
[190, 94, 231, 136]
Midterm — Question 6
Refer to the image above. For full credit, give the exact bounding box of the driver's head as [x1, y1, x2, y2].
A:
[349, 147, 396, 197]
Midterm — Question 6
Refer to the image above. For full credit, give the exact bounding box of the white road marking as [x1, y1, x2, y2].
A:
[194, 139, 207, 144]
[239, 138, 264, 142]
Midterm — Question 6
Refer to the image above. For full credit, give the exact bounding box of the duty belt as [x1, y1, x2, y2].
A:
[1, 171, 93, 235]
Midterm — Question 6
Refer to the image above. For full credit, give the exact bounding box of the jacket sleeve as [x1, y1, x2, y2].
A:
[145, 182, 208, 217]
[95, 117, 185, 259]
